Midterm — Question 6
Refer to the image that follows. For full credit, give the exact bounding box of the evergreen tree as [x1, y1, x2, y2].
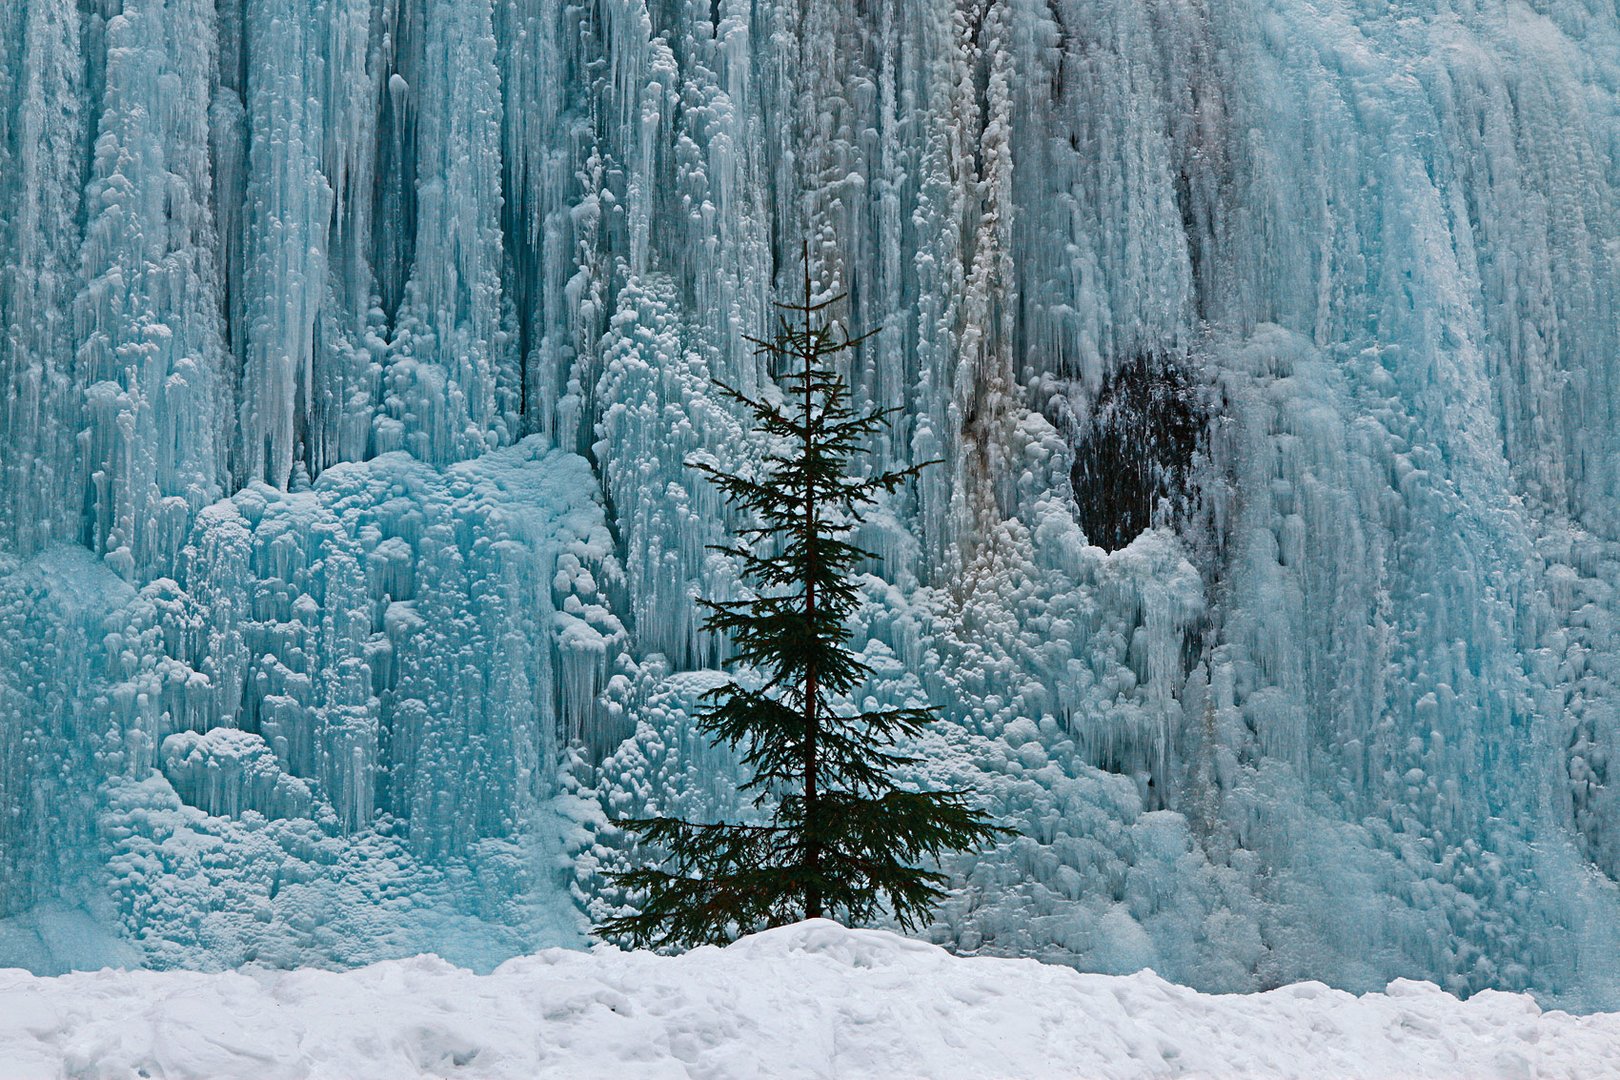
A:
[598, 250, 1005, 949]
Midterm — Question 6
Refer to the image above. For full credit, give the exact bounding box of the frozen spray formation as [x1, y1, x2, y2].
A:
[3, 0, 1620, 1007]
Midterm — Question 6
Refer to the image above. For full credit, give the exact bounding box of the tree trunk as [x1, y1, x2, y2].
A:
[801, 249, 823, 922]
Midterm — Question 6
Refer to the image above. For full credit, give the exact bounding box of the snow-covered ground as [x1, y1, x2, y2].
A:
[4, 921, 1616, 1080]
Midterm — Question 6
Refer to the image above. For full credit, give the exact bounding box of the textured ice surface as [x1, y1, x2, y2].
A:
[3, 0, 1620, 1008]
[1, 439, 621, 969]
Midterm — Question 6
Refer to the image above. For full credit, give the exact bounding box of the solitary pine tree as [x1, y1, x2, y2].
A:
[598, 251, 1004, 949]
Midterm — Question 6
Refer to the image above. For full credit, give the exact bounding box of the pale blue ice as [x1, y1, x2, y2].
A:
[3, 0, 1620, 1010]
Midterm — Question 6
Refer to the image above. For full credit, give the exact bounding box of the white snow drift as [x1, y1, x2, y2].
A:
[4, 921, 1617, 1080]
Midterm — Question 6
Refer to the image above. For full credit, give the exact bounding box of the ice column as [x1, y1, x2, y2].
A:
[74, 0, 230, 580]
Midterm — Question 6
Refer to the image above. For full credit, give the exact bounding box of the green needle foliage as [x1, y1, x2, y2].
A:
[598, 249, 1006, 950]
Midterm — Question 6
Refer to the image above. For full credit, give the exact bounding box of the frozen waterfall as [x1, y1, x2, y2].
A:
[3, 0, 1620, 1008]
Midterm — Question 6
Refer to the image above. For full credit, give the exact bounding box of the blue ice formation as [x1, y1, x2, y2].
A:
[4, 0, 1620, 1008]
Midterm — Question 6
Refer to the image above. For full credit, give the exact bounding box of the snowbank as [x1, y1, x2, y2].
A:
[4, 920, 1617, 1079]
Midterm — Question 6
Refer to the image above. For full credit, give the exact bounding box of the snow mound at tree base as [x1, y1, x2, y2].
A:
[5, 919, 1617, 1079]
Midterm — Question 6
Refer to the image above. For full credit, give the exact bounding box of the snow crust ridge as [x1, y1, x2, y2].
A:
[4, 921, 1618, 1080]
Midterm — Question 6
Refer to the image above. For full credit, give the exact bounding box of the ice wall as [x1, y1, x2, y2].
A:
[3, 0, 1620, 1006]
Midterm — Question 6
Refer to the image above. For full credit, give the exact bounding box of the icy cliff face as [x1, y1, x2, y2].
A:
[3, 0, 1620, 1005]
